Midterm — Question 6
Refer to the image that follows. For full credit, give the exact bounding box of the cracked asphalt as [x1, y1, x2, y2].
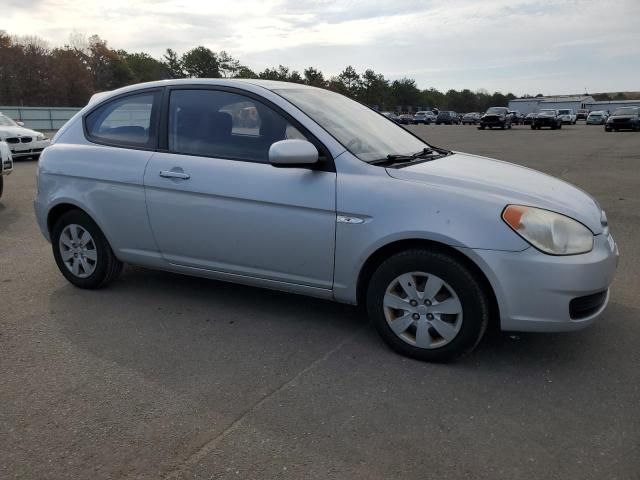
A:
[1, 124, 639, 479]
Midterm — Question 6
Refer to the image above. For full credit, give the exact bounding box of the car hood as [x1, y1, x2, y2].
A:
[386, 152, 603, 233]
[0, 126, 41, 137]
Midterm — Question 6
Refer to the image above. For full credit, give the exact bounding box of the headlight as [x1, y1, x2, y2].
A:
[36, 133, 47, 140]
[502, 205, 594, 255]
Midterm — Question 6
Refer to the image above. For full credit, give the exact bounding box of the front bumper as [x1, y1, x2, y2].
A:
[607, 120, 636, 130]
[7, 139, 50, 158]
[480, 116, 505, 126]
[463, 233, 619, 332]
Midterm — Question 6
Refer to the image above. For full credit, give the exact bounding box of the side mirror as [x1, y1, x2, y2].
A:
[269, 139, 319, 167]
[16, 121, 25, 127]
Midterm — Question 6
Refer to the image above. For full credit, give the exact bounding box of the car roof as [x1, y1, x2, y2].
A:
[87, 78, 317, 106]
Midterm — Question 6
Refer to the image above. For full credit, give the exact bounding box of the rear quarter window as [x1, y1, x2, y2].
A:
[84, 91, 160, 149]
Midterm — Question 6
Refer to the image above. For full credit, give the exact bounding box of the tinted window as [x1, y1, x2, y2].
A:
[85, 91, 159, 147]
[168, 89, 306, 163]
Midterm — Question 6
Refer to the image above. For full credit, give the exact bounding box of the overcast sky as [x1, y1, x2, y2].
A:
[5, 0, 639, 95]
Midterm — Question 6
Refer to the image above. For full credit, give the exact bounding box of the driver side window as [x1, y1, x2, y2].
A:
[168, 89, 308, 163]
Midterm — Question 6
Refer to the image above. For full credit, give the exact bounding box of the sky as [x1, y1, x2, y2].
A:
[4, 0, 640, 96]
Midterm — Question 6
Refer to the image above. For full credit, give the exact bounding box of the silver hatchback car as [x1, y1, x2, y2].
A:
[35, 79, 618, 362]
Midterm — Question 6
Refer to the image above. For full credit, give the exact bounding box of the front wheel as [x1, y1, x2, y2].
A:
[51, 210, 123, 289]
[366, 249, 490, 362]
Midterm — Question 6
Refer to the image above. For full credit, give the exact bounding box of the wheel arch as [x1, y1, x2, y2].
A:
[46, 202, 114, 251]
[355, 238, 500, 328]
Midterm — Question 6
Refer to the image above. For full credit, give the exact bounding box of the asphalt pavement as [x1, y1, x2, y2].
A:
[1, 123, 639, 479]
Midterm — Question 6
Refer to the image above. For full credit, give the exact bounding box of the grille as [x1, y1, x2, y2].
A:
[569, 291, 607, 319]
[5, 137, 19, 144]
[20, 137, 32, 143]
[613, 118, 629, 123]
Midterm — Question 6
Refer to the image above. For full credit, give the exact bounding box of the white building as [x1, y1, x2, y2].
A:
[584, 99, 640, 114]
[508, 95, 595, 115]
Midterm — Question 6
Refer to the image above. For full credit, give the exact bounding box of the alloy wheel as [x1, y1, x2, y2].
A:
[383, 272, 463, 349]
[58, 224, 98, 278]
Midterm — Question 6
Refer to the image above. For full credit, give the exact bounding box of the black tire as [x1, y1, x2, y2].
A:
[51, 209, 123, 289]
[530, 125, 535, 130]
[558, 123, 562, 129]
[366, 249, 490, 363]
[0, 176, 3, 199]
[478, 125, 485, 130]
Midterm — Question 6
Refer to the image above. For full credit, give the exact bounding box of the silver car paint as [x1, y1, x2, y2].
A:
[35, 79, 618, 333]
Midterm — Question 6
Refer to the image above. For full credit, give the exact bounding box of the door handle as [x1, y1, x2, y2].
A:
[159, 170, 190, 180]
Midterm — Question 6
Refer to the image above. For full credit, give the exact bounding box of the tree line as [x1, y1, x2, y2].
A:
[0, 32, 521, 112]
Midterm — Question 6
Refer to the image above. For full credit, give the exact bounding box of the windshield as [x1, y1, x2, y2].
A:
[0, 114, 18, 127]
[558, 110, 571, 115]
[613, 107, 639, 115]
[539, 110, 556, 116]
[486, 107, 507, 114]
[276, 88, 428, 162]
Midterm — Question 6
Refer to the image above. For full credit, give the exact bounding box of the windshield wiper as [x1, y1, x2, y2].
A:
[370, 146, 451, 166]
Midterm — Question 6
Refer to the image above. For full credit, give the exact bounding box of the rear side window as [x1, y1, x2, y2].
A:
[85, 91, 160, 148]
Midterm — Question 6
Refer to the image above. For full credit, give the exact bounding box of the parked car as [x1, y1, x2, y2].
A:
[576, 109, 589, 121]
[461, 112, 481, 125]
[0, 140, 13, 199]
[435, 111, 460, 125]
[397, 114, 414, 125]
[523, 113, 537, 125]
[604, 106, 640, 132]
[0, 113, 50, 159]
[586, 111, 608, 125]
[35, 79, 618, 363]
[532, 109, 563, 129]
[508, 110, 523, 125]
[557, 109, 577, 124]
[479, 107, 512, 129]
[413, 111, 436, 125]
[381, 111, 400, 123]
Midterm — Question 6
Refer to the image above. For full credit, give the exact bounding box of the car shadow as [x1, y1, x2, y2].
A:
[50, 266, 634, 390]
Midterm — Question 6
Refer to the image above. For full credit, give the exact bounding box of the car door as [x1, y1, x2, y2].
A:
[143, 87, 337, 290]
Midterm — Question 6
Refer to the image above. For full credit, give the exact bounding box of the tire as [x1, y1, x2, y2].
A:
[530, 125, 535, 130]
[508, 124, 512, 129]
[558, 123, 562, 129]
[478, 125, 485, 130]
[366, 249, 490, 363]
[51, 209, 123, 289]
[0, 176, 3, 199]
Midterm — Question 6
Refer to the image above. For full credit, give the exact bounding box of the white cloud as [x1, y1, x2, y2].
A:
[4, 0, 640, 94]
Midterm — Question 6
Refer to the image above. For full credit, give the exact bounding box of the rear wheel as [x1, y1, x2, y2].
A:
[51, 210, 123, 289]
[366, 249, 490, 362]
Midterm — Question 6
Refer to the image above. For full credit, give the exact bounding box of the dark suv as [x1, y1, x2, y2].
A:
[479, 107, 512, 129]
[531, 109, 563, 129]
[435, 111, 460, 125]
[604, 106, 640, 132]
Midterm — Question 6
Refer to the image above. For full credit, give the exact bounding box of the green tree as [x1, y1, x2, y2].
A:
[182, 46, 219, 78]
[303, 67, 326, 87]
[232, 65, 257, 79]
[120, 51, 168, 82]
[337, 65, 360, 98]
[360, 69, 388, 108]
[163, 48, 185, 78]
[391, 78, 420, 110]
[218, 51, 241, 78]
